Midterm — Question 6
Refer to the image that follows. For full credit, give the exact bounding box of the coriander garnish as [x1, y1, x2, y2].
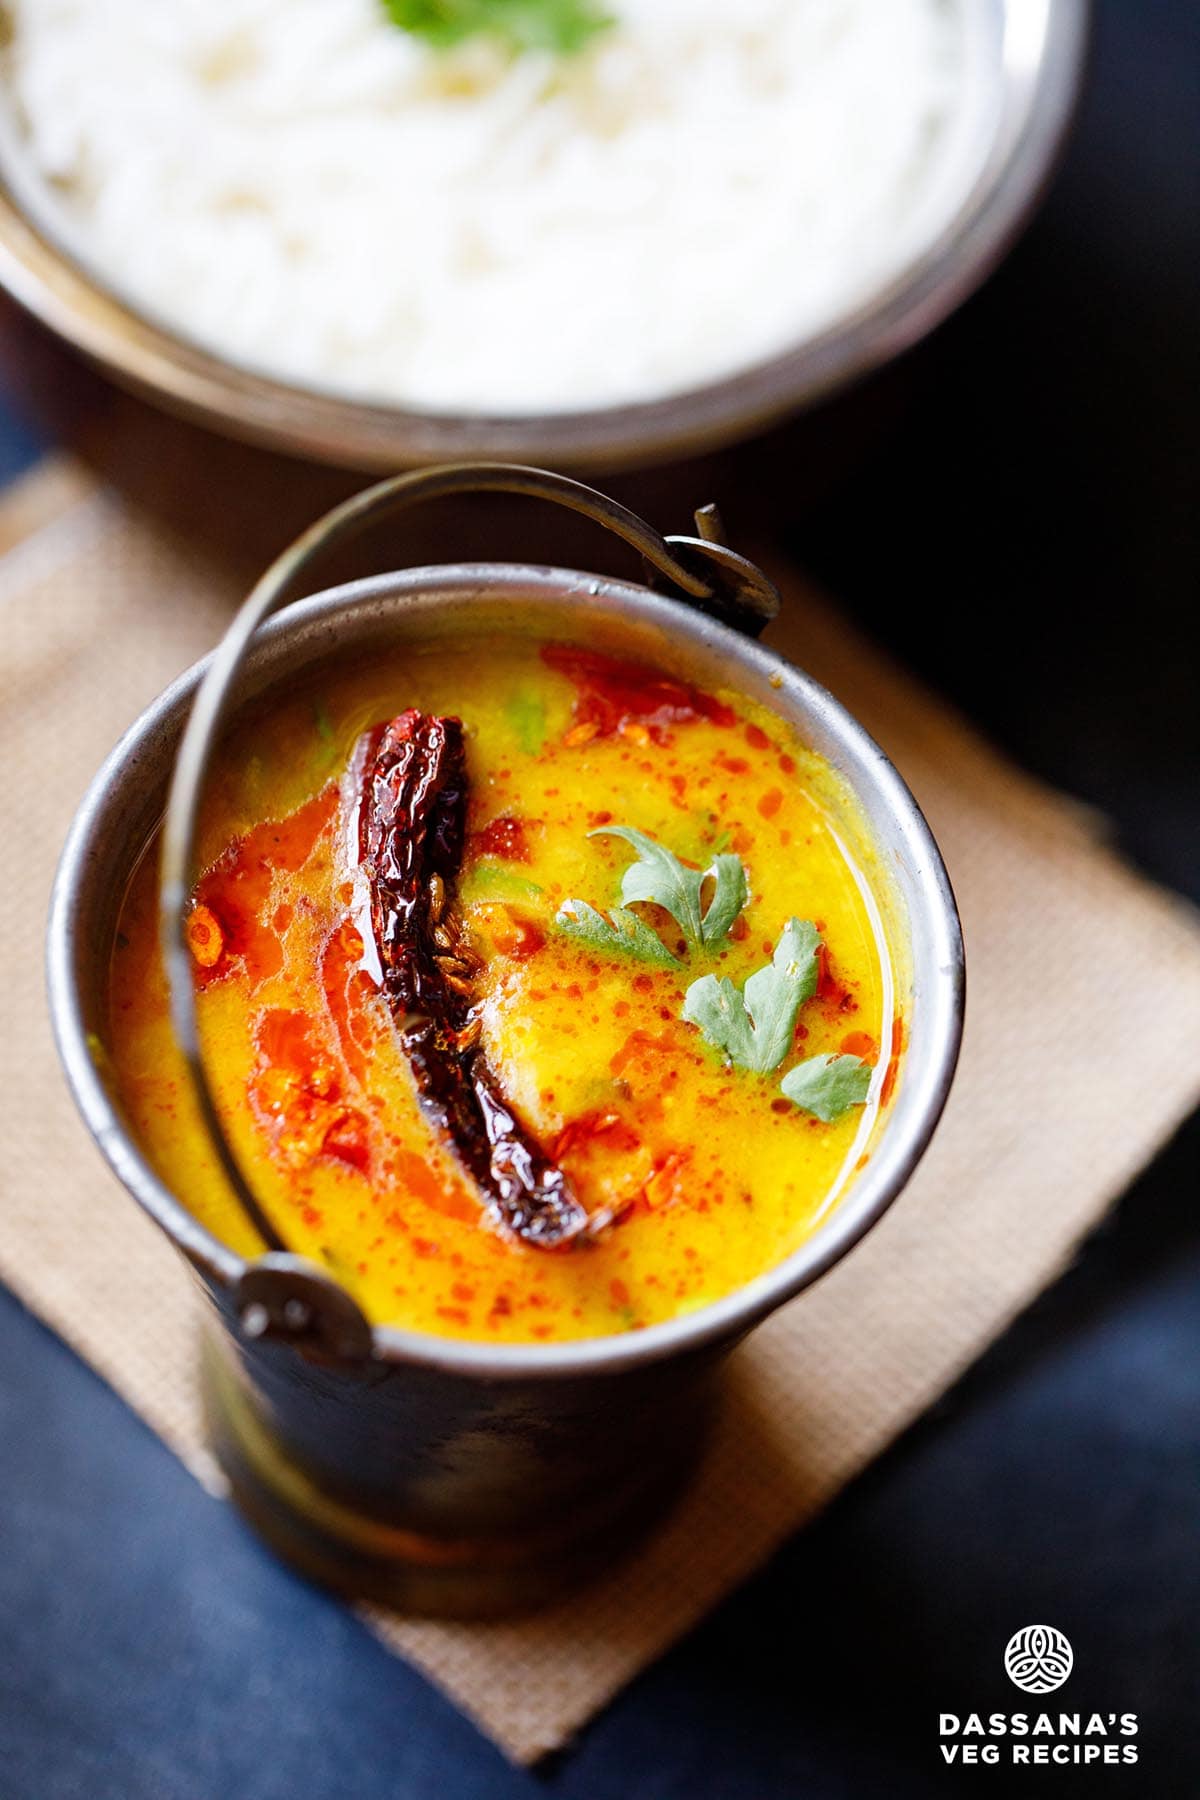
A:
[590, 826, 748, 951]
[682, 918, 820, 1074]
[557, 825, 748, 961]
[556, 897, 678, 964]
[780, 1052, 872, 1123]
[380, 0, 614, 57]
[557, 819, 881, 1126]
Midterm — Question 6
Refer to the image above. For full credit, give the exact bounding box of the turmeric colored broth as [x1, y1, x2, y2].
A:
[109, 640, 900, 1344]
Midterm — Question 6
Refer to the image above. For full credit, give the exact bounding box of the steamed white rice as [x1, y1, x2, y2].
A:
[3, 0, 972, 414]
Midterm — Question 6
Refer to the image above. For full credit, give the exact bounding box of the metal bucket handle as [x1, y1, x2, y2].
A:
[159, 461, 779, 1362]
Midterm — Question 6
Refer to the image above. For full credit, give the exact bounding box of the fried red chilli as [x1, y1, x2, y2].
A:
[355, 710, 589, 1249]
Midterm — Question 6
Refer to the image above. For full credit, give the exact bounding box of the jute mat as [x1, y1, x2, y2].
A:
[4, 455, 1200, 1764]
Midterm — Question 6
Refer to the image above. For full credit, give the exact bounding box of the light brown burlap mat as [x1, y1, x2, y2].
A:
[5, 456, 1200, 1764]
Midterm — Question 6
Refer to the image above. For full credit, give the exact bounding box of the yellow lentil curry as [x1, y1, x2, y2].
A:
[109, 641, 901, 1344]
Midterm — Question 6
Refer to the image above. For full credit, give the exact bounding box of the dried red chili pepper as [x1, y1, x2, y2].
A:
[355, 710, 588, 1249]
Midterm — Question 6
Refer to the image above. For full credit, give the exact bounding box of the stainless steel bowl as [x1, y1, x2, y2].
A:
[0, 1, 1084, 472]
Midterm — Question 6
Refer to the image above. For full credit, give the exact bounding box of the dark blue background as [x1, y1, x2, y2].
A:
[3, 3, 1197, 1794]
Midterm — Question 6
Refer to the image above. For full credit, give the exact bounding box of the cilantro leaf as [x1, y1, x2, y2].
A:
[556, 898, 676, 964]
[381, 0, 613, 56]
[780, 1053, 872, 1123]
[592, 826, 748, 950]
[682, 919, 820, 1073]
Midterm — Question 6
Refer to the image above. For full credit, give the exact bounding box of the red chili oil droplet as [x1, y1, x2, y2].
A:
[320, 921, 378, 1089]
[248, 1005, 371, 1177]
[555, 1109, 636, 1159]
[841, 1031, 879, 1062]
[254, 1007, 330, 1090]
[486, 910, 545, 959]
[609, 1029, 676, 1078]
[880, 1018, 905, 1106]
[541, 643, 735, 745]
[757, 788, 783, 820]
[192, 785, 336, 989]
[322, 1113, 370, 1171]
[816, 944, 853, 1011]
[470, 814, 531, 862]
[744, 723, 769, 750]
[513, 920, 546, 959]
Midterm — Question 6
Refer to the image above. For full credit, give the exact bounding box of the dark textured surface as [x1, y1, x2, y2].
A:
[3, 1, 1197, 1793]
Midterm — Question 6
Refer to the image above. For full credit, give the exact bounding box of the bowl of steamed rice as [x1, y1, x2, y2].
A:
[0, 0, 1085, 471]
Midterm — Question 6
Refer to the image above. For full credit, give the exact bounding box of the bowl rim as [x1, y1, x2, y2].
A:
[0, 0, 1087, 472]
[47, 563, 964, 1380]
